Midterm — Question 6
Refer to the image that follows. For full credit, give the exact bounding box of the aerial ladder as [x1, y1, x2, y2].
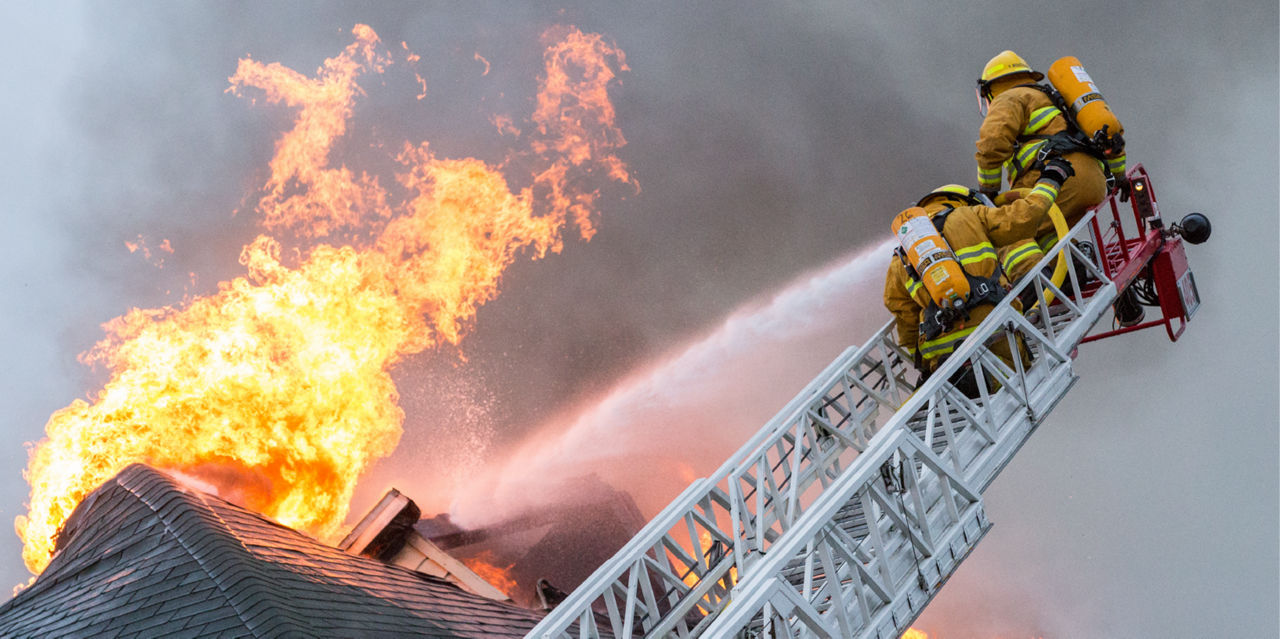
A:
[527, 165, 1209, 639]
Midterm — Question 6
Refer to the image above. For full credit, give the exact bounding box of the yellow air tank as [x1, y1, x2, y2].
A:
[1048, 56, 1124, 150]
[893, 207, 970, 310]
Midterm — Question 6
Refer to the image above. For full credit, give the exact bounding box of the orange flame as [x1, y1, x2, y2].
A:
[125, 234, 174, 268]
[17, 24, 632, 575]
[227, 23, 392, 237]
[532, 26, 634, 240]
[664, 530, 738, 616]
[675, 531, 737, 588]
[463, 550, 517, 595]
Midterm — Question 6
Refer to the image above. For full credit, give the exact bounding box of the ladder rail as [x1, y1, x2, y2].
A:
[527, 332, 913, 637]
[702, 212, 1118, 638]
[530, 165, 1167, 639]
[528, 329, 922, 637]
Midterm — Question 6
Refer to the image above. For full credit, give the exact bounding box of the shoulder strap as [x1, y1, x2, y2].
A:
[929, 206, 953, 233]
[894, 246, 921, 283]
[962, 272, 1006, 309]
[1025, 83, 1104, 147]
[1024, 82, 1066, 108]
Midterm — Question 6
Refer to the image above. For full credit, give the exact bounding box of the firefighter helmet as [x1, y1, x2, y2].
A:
[979, 50, 1044, 86]
[976, 51, 1044, 115]
[916, 184, 981, 208]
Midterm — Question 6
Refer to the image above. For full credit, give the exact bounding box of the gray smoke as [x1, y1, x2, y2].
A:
[1, 1, 1275, 636]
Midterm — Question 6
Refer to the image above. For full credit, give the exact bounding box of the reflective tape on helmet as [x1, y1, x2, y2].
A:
[984, 62, 1024, 78]
[980, 51, 1041, 84]
[918, 184, 980, 208]
[1025, 106, 1062, 135]
[955, 241, 997, 267]
[1002, 241, 1044, 275]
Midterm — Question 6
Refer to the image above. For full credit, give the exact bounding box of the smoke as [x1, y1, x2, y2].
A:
[4, 0, 1275, 635]
[447, 240, 892, 526]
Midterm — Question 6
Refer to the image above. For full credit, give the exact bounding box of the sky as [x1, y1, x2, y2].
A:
[1, 1, 1276, 637]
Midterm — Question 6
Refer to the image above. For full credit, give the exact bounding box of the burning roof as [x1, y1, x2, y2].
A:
[416, 473, 646, 609]
[17, 22, 634, 578]
[0, 464, 545, 637]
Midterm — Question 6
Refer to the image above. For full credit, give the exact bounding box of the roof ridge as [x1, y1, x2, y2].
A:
[114, 464, 311, 637]
[2, 463, 549, 637]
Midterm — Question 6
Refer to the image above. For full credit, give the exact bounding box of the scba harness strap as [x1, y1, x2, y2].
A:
[1010, 83, 1123, 185]
[897, 207, 1008, 342]
[919, 273, 1005, 341]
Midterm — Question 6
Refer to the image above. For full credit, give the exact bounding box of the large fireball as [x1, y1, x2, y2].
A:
[17, 23, 633, 575]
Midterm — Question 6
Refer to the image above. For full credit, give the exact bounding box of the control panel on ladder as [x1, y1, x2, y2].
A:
[1075, 166, 1210, 344]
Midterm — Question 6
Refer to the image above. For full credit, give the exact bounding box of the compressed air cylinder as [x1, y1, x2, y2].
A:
[1047, 56, 1124, 146]
[892, 207, 970, 309]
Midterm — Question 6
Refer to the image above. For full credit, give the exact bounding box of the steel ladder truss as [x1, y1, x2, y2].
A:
[528, 165, 1184, 639]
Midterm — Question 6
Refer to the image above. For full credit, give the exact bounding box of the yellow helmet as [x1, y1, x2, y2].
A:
[917, 184, 981, 208]
[976, 51, 1044, 116]
[979, 50, 1044, 86]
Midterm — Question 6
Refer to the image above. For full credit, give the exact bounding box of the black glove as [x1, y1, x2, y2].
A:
[1018, 285, 1039, 311]
[1113, 176, 1132, 202]
[979, 187, 999, 203]
[1038, 156, 1075, 190]
[946, 361, 983, 399]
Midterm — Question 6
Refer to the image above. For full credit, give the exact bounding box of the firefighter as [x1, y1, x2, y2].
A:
[973, 50, 1125, 249]
[883, 158, 1072, 395]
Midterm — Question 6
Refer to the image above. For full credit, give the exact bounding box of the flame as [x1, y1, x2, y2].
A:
[490, 114, 521, 137]
[227, 23, 392, 238]
[401, 41, 420, 64]
[125, 234, 174, 268]
[462, 550, 517, 595]
[675, 530, 737, 607]
[532, 26, 634, 240]
[18, 24, 632, 575]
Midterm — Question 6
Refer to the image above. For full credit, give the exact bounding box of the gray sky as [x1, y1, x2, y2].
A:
[1, 1, 1275, 636]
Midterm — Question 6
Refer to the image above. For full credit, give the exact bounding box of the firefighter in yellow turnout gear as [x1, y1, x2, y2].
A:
[883, 159, 1072, 391]
[974, 51, 1123, 249]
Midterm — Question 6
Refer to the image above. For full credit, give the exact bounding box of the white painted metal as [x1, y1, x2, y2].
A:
[528, 198, 1146, 638]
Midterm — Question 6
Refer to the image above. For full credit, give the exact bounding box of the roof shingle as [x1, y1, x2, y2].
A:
[0, 464, 545, 638]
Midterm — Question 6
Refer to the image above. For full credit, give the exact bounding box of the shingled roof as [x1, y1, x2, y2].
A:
[0, 464, 546, 638]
